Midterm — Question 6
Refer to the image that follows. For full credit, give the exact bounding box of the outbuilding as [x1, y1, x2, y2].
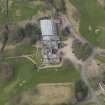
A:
[40, 19, 59, 41]
[40, 19, 60, 64]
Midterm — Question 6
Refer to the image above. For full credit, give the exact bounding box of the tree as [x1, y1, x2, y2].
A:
[11, 23, 40, 44]
[64, 26, 71, 35]
[0, 0, 10, 53]
[17, 27, 26, 42]
[25, 23, 40, 44]
[72, 40, 93, 61]
[0, 24, 9, 52]
[25, 23, 34, 36]
[60, 0, 66, 14]
[75, 80, 88, 101]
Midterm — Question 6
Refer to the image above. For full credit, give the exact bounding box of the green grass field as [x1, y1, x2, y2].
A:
[11, 0, 47, 22]
[96, 55, 105, 63]
[0, 0, 51, 24]
[4, 44, 35, 57]
[0, 58, 80, 105]
[98, 94, 105, 105]
[71, 0, 105, 48]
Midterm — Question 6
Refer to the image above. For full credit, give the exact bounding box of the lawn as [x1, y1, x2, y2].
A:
[0, 58, 80, 105]
[98, 94, 105, 105]
[71, 0, 105, 48]
[11, 0, 47, 22]
[0, 0, 51, 24]
[4, 43, 35, 57]
[0, 1, 8, 24]
[96, 55, 105, 63]
[10, 59, 80, 92]
[4, 43, 42, 66]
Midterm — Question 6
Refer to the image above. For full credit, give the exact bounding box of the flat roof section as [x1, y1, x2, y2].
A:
[40, 19, 57, 36]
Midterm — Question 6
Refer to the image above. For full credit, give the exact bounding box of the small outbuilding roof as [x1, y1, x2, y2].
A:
[40, 19, 57, 37]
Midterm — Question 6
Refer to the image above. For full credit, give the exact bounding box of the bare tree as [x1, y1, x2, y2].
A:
[0, 0, 10, 53]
